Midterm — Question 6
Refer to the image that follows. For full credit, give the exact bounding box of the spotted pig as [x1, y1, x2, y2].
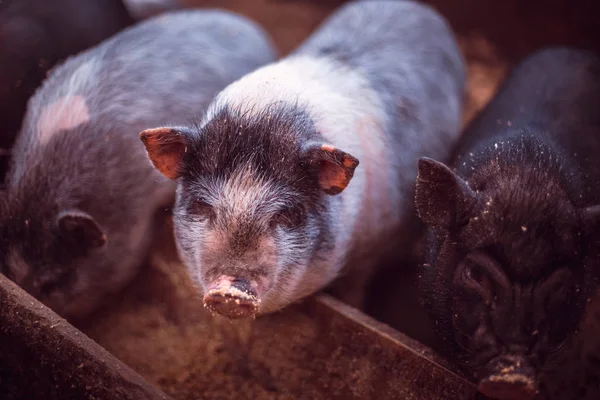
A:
[140, 0, 465, 319]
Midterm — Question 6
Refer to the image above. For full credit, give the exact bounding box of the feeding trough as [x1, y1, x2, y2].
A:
[0, 260, 475, 400]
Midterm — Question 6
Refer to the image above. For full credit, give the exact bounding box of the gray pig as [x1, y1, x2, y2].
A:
[0, 10, 276, 320]
[140, 0, 465, 319]
[415, 47, 600, 400]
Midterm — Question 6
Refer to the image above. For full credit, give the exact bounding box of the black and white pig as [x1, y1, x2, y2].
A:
[140, 0, 465, 319]
[415, 47, 600, 400]
[0, 10, 277, 320]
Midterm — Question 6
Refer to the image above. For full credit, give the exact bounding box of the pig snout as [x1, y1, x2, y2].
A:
[203, 275, 261, 319]
[477, 354, 539, 400]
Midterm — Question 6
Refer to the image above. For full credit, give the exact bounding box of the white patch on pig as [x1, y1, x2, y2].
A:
[36, 95, 90, 144]
[205, 54, 395, 283]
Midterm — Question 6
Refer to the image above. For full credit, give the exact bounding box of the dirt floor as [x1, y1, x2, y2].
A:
[72, 0, 600, 399]
[76, 216, 477, 400]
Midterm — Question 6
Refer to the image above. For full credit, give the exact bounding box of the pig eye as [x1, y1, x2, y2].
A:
[270, 207, 304, 229]
[455, 259, 493, 303]
[189, 199, 215, 220]
[463, 262, 486, 286]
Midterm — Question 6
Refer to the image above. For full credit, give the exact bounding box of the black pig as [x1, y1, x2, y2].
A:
[415, 47, 600, 400]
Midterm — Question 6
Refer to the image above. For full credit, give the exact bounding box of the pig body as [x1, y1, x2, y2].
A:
[0, 0, 136, 182]
[141, 0, 465, 318]
[0, 10, 276, 319]
[415, 47, 600, 400]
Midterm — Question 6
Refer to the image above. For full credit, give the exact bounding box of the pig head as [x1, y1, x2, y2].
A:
[414, 150, 600, 400]
[139, 105, 359, 319]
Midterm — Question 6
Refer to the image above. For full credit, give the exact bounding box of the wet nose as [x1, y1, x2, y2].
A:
[203, 275, 260, 319]
[477, 354, 538, 400]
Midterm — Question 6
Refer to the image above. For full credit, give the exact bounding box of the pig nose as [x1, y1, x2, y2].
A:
[203, 275, 260, 319]
[477, 354, 538, 400]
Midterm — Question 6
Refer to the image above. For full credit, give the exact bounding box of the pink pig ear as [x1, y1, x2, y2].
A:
[302, 142, 359, 195]
[139, 127, 189, 180]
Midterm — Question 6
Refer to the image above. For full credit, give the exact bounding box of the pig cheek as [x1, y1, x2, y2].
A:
[451, 294, 489, 351]
[192, 225, 226, 289]
[173, 215, 208, 280]
[255, 235, 279, 279]
[533, 285, 576, 355]
[264, 229, 312, 305]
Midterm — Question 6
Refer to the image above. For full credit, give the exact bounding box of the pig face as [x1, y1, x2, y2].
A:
[415, 154, 600, 400]
[140, 105, 359, 318]
[0, 192, 109, 319]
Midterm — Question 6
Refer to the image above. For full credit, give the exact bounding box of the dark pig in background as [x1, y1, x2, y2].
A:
[140, 0, 465, 319]
[0, 0, 180, 183]
[415, 47, 600, 400]
[0, 10, 277, 320]
[121, 0, 182, 20]
[0, 0, 132, 182]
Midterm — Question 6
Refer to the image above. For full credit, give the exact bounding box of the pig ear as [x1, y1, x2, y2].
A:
[302, 141, 359, 195]
[415, 157, 479, 229]
[139, 127, 188, 180]
[56, 210, 106, 249]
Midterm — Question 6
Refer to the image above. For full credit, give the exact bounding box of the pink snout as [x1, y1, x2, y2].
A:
[203, 275, 261, 319]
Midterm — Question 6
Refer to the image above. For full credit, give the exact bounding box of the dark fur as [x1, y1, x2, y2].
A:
[415, 47, 600, 396]
[176, 104, 334, 284]
[0, 0, 137, 182]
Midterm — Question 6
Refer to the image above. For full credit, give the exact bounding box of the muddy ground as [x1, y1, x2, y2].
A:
[72, 0, 600, 399]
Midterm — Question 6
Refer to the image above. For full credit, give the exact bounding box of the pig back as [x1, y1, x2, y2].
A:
[292, 0, 465, 168]
[452, 47, 600, 206]
[289, 0, 465, 263]
[7, 9, 277, 193]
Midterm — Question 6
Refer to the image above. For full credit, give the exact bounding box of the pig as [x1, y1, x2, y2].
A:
[414, 46, 600, 400]
[139, 0, 465, 319]
[0, 10, 277, 320]
[0, 0, 180, 183]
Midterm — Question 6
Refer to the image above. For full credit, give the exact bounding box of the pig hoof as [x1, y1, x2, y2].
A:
[203, 278, 260, 319]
